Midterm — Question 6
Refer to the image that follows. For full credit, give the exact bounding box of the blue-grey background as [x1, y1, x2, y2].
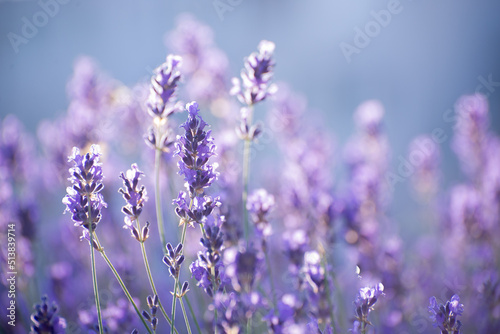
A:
[1, 0, 500, 239]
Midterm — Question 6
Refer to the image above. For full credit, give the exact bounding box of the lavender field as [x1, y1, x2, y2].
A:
[1, 2, 500, 334]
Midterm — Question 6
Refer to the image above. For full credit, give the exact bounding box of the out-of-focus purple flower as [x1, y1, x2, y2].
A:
[428, 295, 463, 333]
[452, 94, 489, 179]
[190, 215, 227, 297]
[79, 298, 140, 333]
[283, 229, 309, 276]
[62, 145, 107, 243]
[264, 294, 303, 333]
[231, 40, 277, 107]
[351, 283, 384, 333]
[118, 164, 149, 241]
[408, 135, 441, 196]
[166, 14, 229, 103]
[267, 82, 306, 139]
[30, 296, 67, 334]
[247, 188, 275, 238]
[174, 101, 218, 196]
[302, 251, 333, 323]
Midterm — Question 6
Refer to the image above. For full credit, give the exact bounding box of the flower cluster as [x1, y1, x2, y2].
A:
[231, 40, 277, 107]
[190, 215, 226, 296]
[30, 296, 67, 334]
[352, 283, 384, 333]
[62, 145, 107, 243]
[118, 164, 149, 242]
[428, 295, 464, 334]
[163, 243, 185, 278]
[142, 295, 159, 332]
[174, 102, 217, 195]
[145, 55, 183, 152]
[302, 251, 333, 323]
[247, 188, 275, 239]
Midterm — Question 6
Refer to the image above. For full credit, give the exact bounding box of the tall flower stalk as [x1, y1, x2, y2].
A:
[231, 40, 277, 244]
[118, 163, 177, 333]
[144, 54, 183, 251]
[62, 145, 106, 334]
[63, 145, 152, 334]
[170, 101, 220, 332]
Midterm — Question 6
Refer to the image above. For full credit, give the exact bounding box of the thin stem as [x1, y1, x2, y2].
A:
[199, 224, 219, 334]
[242, 138, 251, 244]
[263, 242, 278, 313]
[179, 298, 192, 334]
[136, 220, 178, 334]
[321, 255, 337, 334]
[87, 208, 103, 334]
[242, 105, 254, 245]
[171, 222, 189, 334]
[93, 234, 153, 334]
[185, 296, 202, 334]
[155, 148, 167, 251]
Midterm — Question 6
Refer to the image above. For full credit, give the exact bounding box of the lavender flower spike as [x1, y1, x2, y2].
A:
[428, 294, 464, 334]
[119, 164, 149, 242]
[231, 40, 277, 106]
[247, 188, 275, 239]
[62, 145, 107, 241]
[352, 283, 384, 333]
[174, 101, 218, 196]
[30, 296, 67, 334]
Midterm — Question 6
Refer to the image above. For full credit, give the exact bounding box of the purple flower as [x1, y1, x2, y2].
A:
[283, 229, 309, 275]
[144, 55, 183, 152]
[452, 94, 489, 179]
[428, 295, 464, 333]
[302, 251, 334, 323]
[247, 188, 275, 238]
[146, 55, 183, 119]
[190, 215, 226, 297]
[30, 296, 67, 334]
[352, 283, 384, 333]
[118, 164, 149, 241]
[174, 101, 218, 196]
[408, 135, 441, 196]
[163, 243, 185, 278]
[62, 145, 107, 240]
[231, 40, 277, 106]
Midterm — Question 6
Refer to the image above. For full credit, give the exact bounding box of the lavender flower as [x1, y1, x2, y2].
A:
[146, 55, 183, 119]
[283, 229, 309, 276]
[30, 296, 67, 334]
[302, 251, 334, 323]
[62, 145, 107, 243]
[428, 295, 464, 334]
[118, 164, 149, 242]
[247, 188, 275, 239]
[231, 40, 277, 107]
[142, 295, 159, 331]
[162, 243, 185, 278]
[190, 215, 226, 297]
[174, 101, 218, 195]
[352, 283, 384, 333]
[144, 55, 183, 152]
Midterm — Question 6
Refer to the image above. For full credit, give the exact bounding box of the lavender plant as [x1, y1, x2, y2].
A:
[5, 14, 500, 334]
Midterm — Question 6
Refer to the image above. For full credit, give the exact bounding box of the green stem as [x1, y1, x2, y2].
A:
[321, 255, 337, 334]
[185, 296, 202, 334]
[136, 220, 178, 334]
[155, 148, 167, 251]
[242, 105, 254, 246]
[179, 298, 192, 334]
[88, 210, 103, 334]
[171, 222, 189, 334]
[94, 234, 152, 334]
[263, 242, 278, 313]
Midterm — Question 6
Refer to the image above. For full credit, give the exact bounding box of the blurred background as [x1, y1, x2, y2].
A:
[1, 0, 500, 238]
